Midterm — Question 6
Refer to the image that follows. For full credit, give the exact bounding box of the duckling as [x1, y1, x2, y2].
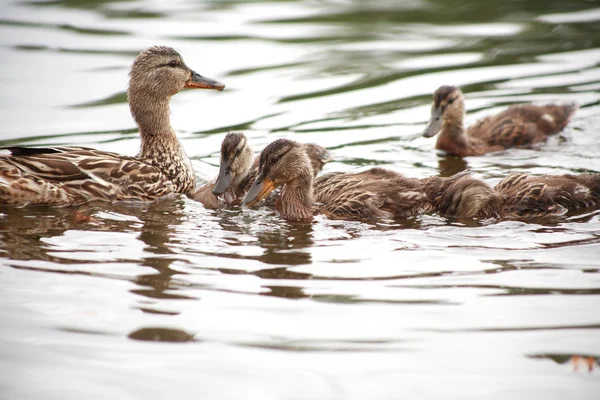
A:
[193, 132, 331, 208]
[495, 173, 600, 218]
[242, 138, 500, 222]
[423, 85, 578, 156]
[0, 46, 224, 207]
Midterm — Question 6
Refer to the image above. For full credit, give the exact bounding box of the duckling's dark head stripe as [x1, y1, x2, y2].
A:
[259, 138, 294, 175]
[221, 132, 245, 160]
[434, 85, 457, 108]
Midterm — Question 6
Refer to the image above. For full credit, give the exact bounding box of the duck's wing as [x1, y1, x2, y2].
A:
[314, 168, 436, 220]
[467, 111, 539, 147]
[468, 103, 578, 148]
[495, 173, 600, 218]
[0, 146, 176, 207]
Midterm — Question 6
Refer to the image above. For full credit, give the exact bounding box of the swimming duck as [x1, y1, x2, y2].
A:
[0, 46, 224, 207]
[494, 173, 600, 218]
[423, 85, 578, 157]
[193, 132, 331, 208]
[242, 138, 500, 222]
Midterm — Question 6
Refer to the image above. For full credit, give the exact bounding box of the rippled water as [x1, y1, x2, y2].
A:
[1, 0, 600, 398]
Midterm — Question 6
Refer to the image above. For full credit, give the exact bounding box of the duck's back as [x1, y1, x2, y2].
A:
[313, 168, 429, 220]
[495, 173, 600, 218]
[313, 168, 497, 220]
[467, 103, 578, 148]
[0, 146, 177, 207]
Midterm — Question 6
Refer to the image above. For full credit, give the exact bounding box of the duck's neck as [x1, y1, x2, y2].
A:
[436, 113, 471, 157]
[130, 96, 195, 196]
[277, 173, 314, 222]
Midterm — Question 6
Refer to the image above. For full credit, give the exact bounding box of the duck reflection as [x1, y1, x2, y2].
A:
[128, 327, 196, 343]
[0, 205, 117, 263]
[437, 154, 468, 177]
[213, 211, 315, 299]
[0, 199, 194, 307]
[131, 199, 196, 304]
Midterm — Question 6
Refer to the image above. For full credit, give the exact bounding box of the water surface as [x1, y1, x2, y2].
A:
[1, 0, 600, 398]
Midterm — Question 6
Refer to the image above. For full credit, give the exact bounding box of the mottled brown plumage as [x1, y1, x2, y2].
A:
[495, 173, 600, 218]
[0, 46, 224, 207]
[242, 139, 500, 222]
[193, 132, 331, 208]
[423, 85, 578, 156]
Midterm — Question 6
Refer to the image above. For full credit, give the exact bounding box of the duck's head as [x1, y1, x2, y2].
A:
[128, 46, 225, 100]
[243, 139, 311, 207]
[212, 132, 254, 196]
[423, 85, 465, 138]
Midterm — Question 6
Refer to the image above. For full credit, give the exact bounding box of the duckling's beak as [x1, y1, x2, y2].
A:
[212, 159, 232, 196]
[243, 173, 276, 207]
[423, 109, 442, 138]
[185, 70, 225, 91]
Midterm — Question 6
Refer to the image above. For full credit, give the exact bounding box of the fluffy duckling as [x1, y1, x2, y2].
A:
[193, 132, 331, 208]
[0, 46, 224, 207]
[242, 138, 500, 222]
[423, 85, 578, 156]
[495, 173, 600, 218]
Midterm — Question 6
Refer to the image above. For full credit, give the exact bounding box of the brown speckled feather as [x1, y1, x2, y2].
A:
[495, 173, 600, 218]
[0, 146, 177, 206]
[468, 104, 578, 148]
[314, 169, 501, 220]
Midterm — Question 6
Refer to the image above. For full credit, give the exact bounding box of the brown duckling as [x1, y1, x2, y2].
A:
[494, 173, 600, 218]
[423, 85, 578, 156]
[193, 132, 331, 208]
[0, 46, 224, 207]
[242, 138, 500, 222]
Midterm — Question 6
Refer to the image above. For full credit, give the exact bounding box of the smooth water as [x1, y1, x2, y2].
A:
[1, 0, 600, 398]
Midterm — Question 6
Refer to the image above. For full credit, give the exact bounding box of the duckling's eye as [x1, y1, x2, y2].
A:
[272, 156, 280, 164]
[235, 148, 243, 157]
[168, 60, 179, 68]
[448, 97, 455, 105]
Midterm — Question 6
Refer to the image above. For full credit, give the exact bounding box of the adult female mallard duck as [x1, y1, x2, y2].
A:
[192, 132, 331, 208]
[423, 85, 578, 156]
[0, 46, 224, 207]
[242, 138, 500, 222]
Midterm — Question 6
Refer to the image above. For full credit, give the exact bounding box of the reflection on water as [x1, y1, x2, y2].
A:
[1, 0, 600, 398]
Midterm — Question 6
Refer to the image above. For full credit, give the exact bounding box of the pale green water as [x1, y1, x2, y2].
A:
[1, 0, 600, 399]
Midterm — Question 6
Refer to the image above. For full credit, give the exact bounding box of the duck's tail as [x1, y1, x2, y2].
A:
[0, 163, 76, 207]
[549, 102, 579, 131]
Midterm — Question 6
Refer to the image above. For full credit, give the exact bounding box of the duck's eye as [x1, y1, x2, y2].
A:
[448, 97, 455, 105]
[235, 148, 243, 157]
[271, 156, 280, 164]
[168, 60, 179, 68]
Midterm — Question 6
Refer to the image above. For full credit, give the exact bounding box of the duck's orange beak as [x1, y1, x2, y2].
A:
[185, 71, 225, 91]
[243, 173, 277, 207]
